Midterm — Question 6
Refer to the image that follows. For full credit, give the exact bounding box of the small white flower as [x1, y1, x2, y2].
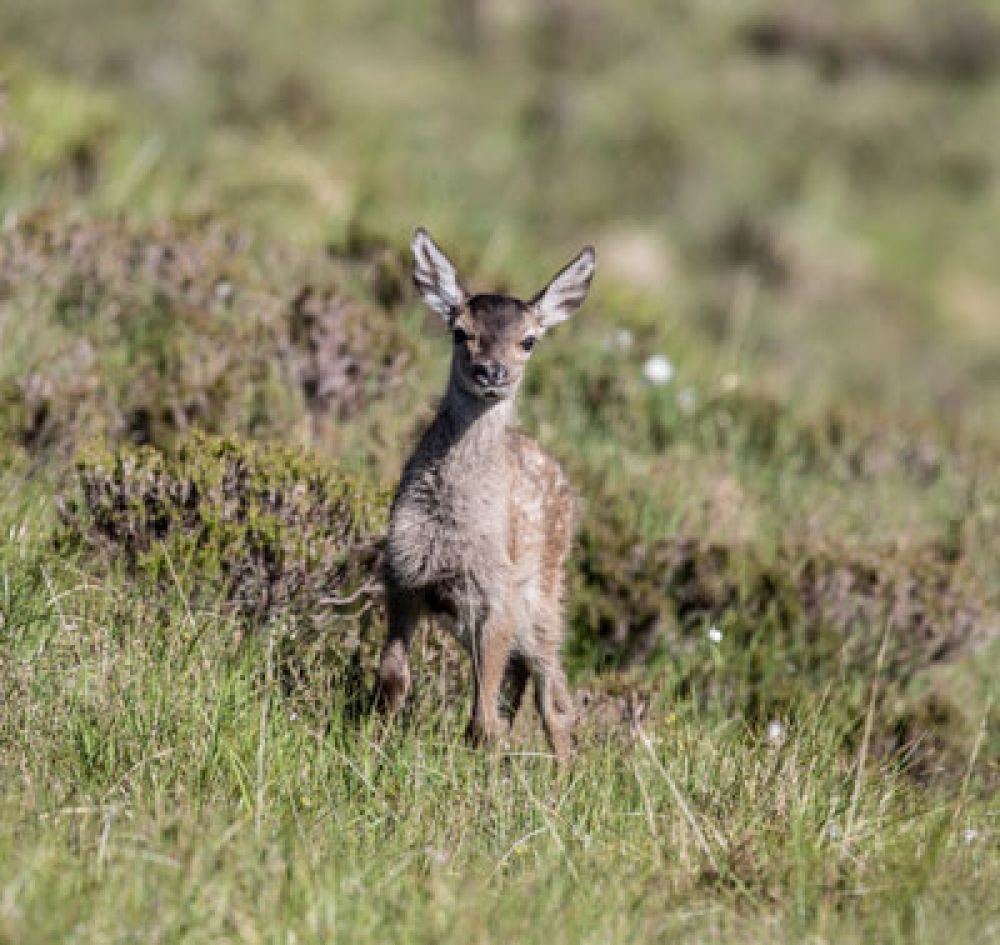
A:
[677, 386, 697, 414]
[642, 354, 675, 385]
[289, 711, 299, 722]
[962, 828, 979, 845]
[214, 279, 235, 304]
[614, 329, 634, 350]
[707, 625, 723, 644]
[767, 720, 785, 744]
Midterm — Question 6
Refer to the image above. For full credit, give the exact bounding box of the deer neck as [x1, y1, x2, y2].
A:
[436, 373, 516, 470]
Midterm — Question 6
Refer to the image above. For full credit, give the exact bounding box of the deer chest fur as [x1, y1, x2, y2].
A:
[386, 409, 514, 606]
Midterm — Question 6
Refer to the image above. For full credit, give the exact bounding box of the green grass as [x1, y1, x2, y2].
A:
[0, 427, 997, 942]
[0, 507, 996, 945]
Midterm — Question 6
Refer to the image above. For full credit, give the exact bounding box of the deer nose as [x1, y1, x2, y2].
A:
[473, 361, 509, 386]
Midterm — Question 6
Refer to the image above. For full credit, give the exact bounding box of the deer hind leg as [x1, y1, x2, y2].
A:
[533, 655, 575, 763]
[377, 588, 422, 715]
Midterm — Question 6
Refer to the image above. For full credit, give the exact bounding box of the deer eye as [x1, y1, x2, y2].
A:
[520, 336, 537, 352]
[452, 327, 471, 345]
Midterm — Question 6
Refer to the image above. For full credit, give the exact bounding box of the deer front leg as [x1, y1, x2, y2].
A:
[377, 588, 421, 715]
[467, 613, 515, 748]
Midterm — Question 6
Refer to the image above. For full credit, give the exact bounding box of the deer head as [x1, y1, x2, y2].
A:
[411, 227, 595, 402]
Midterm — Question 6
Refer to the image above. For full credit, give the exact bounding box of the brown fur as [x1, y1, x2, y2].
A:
[377, 230, 595, 761]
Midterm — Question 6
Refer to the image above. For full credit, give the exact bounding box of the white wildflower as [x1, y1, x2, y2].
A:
[767, 720, 785, 744]
[707, 625, 723, 644]
[214, 279, 235, 304]
[642, 354, 675, 385]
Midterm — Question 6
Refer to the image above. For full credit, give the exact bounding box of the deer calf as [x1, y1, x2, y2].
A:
[377, 228, 596, 761]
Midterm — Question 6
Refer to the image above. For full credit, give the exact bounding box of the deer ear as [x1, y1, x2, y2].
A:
[411, 227, 467, 323]
[530, 246, 596, 331]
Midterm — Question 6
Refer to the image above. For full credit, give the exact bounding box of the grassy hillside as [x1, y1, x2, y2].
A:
[1, 2, 998, 942]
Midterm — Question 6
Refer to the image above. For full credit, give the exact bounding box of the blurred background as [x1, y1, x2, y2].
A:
[2, 0, 999, 424]
[1, 1, 998, 772]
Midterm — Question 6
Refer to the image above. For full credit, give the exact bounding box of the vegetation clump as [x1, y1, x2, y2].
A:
[59, 432, 387, 629]
[575, 522, 987, 665]
[0, 212, 410, 459]
[570, 513, 997, 780]
[54, 432, 480, 717]
[743, 2, 1000, 81]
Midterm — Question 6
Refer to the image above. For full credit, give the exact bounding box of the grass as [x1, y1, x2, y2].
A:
[1, 0, 999, 940]
[0, 509, 995, 944]
[0, 419, 996, 943]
